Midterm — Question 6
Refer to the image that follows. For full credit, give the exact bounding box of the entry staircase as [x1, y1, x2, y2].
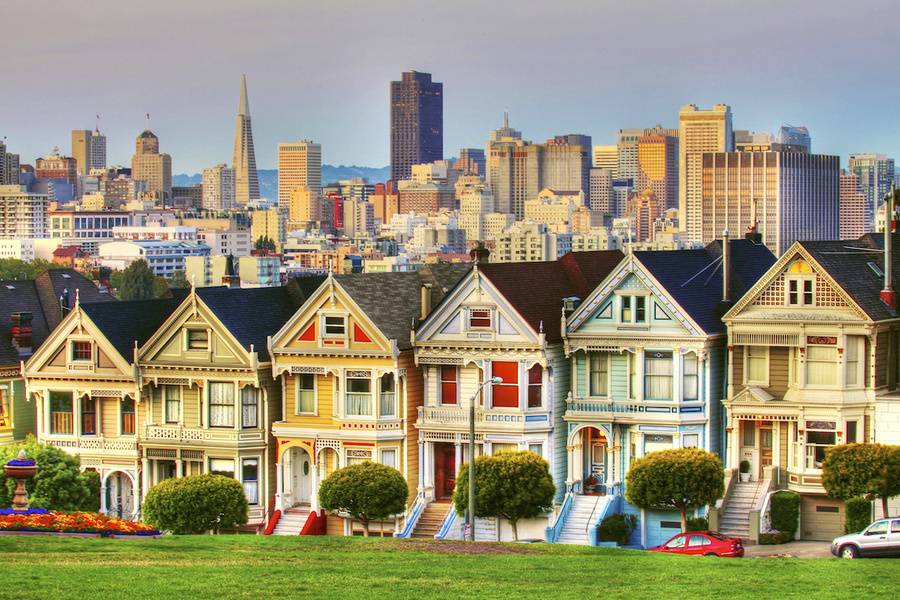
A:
[555, 495, 605, 545]
[410, 499, 453, 538]
[719, 481, 766, 540]
[272, 505, 311, 536]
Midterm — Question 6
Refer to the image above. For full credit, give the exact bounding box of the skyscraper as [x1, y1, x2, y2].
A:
[131, 130, 172, 204]
[71, 127, 106, 176]
[544, 134, 591, 196]
[848, 153, 895, 231]
[592, 145, 618, 174]
[616, 129, 643, 181]
[232, 75, 260, 204]
[678, 104, 733, 242]
[589, 168, 614, 214]
[456, 148, 486, 176]
[0, 141, 20, 185]
[277, 140, 322, 208]
[390, 70, 443, 182]
[636, 131, 678, 211]
[486, 114, 533, 217]
[202, 164, 235, 211]
[776, 125, 811, 152]
[839, 169, 867, 239]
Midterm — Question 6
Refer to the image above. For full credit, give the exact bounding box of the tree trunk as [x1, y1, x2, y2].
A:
[510, 519, 518, 541]
[680, 510, 687, 533]
[882, 495, 890, 519]
[362, 518, 370, 537]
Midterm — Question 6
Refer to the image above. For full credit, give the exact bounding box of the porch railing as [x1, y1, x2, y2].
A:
[394, 495, 427, 538]
[51, 412, 73, 435]
[545, 493, 574, 543]
[418, 406, 551, 431]
[565, 394, 706, 417]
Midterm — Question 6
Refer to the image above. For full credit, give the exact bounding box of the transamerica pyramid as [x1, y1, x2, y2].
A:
[232, 74, 260, 203]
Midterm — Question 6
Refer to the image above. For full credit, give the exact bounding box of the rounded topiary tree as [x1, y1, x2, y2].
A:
[822, 443, 900, 518]
[318, 462, 408, 537]
[0, 435, 97, 511]
[142, 474, 248, 534]
[625, 448, 724, 532]
[454, 451, 555, 541]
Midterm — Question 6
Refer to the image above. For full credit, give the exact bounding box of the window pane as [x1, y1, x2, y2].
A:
[380, 449, 397, 469]
[683, 354, 698, 401]
[165, 386, 180, 423]
[210, 458, 235, 477]
[527, 364, 542, 408]
[297, 374, 315, 413]
[590, 354, 608, 396]
[807, 346, 837, 385]
[492, 362, 519, 408]
[635, 296, 646, 322]
[242, 459, 258, 505]
[241, 387, 258, 428]
[644, 352, 673, 400]
[209, 382, 235, 427]
[440, 366, 457, 405]
[121, 397, 135, 435]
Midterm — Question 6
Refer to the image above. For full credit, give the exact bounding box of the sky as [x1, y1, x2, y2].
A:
[2, 0, 899, 175]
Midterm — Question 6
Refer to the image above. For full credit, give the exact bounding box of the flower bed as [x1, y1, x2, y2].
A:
[0, 512, 160, 537]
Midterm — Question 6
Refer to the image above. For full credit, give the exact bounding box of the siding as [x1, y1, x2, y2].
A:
[707, 343, 725, 458]
[732, 346, 744, 392]
[574, 353, 587, 398]
[779, 421, 788, 468]
[101, 398, 119, 435]
[183, 387, 200, 427]
[547, 343, 568, 502]
[768, 347, 789, 397]
[875, 332, 888, 388]
[11, 380, 35, 440]
[610, 353, 628, 399]
[399, 350, 422, 502]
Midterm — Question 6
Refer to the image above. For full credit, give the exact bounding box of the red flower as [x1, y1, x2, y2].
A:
[0, 512, 159, 536]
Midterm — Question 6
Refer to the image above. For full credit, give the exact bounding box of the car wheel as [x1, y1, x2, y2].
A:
[840, 545, 858, 559]
[704, 553, 718, 557]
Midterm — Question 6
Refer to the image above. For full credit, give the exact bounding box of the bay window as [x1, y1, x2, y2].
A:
[241, 387, 258, 428]
[644, 352, 673, 400]
[208, 382, 235, 428]
[589, 353, 608, 397]
[379, 373, 396, 417]
[242, 458, 259, 505]
[296, 374, 315, 414]
[746, 346, 768, 385]
[121, 397, 135, 435]
[380, 449, 397, 470]
[805, 421, 836, 469]
[806, 345, 838, 386]
[491, 361, 519, 408]
[164, 386, 180, 424]
[643, 434, 673, 455]
[845, 338, 860, 386]
[209, 458, 235, 478]
[50, 392, 73, 435]
[527, 364, 542, 408]
[682, 354, 698, 401]
[346, 372, 372, 416]
[81, 397, 96, 435]
[439, 366, 458, 405]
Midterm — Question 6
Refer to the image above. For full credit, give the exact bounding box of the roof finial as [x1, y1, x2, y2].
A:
[539, 320, 544, 334]
[75, 288, 80, 307]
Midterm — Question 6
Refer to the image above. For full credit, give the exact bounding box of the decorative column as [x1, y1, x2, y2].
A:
[99, 473, 108, 514]
[275, 460, 284, 511]
[141, 458, 150, 500]
[233, 382, 241, 431]
[310, 457, 319, 512]
[454, 441, 462, 476]
[417, 439, 425, 495]
[130, 472, 140, 519]
[175, 459, 184, 478]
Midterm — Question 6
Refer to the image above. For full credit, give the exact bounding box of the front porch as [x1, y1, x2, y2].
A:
[565, 424, 620, 496]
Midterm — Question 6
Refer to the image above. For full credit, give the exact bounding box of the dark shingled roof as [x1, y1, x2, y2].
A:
[635, 239, 776, 335]
[478, 251, 625, 341]
[798, 233, 900, 321]
[334, 265, 471, 350]
[34, 269, 113, 330]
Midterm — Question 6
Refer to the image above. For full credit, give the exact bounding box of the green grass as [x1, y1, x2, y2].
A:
[0, 535, 896, 599]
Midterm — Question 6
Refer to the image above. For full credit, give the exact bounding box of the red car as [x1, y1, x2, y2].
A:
[648, 531, 744, 558]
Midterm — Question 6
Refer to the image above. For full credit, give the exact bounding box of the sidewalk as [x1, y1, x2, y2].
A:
[744, 540, 832, 558]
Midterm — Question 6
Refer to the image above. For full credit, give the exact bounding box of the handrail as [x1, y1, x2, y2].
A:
[545, 493, 574, 543]
[299, 509, 327, 535]
[258, 496, 277, 535]
[262, 509, 281, 536]
[393, 496, 427, 538]
[434, 505, 458, 539]
[585, 496, 602, 535]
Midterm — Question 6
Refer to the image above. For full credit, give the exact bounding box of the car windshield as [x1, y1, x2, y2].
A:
[865, 521, 889, 535]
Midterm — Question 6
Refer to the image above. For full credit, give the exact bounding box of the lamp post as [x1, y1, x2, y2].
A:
[468, 375, 503, 541]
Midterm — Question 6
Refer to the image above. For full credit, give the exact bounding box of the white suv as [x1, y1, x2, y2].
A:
[831, 518, 900, 559]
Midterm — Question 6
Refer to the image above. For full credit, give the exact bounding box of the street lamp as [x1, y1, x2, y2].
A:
[468, 375, 503, 541]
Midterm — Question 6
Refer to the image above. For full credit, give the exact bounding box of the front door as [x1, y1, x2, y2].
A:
[106, 472, 134, 519]
[291, 449, 312, 506]
[434, 444, 456, 499]
[759, 425, 773, 478]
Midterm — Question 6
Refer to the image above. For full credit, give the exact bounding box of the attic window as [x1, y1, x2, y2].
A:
[70, 341, 92, 362]
[323, 316, 346, 338]
[468, 308, 492, 329]
[868, 262, 884, 278]
[187, 329, 209, 350]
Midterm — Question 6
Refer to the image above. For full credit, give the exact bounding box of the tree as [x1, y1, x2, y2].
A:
[142, 474, 248, 534]
[625, 448, 724, 532]
[453, 451, 555, 541]
[116, 260, 156, 300]
[168, 271, 190, 289]
[318, 462, 408, 536]
[255, 236, 276, 253]
[0, 435, 98, 511]
[822, 443, 900, 518]
[152, 276, 171, 299]
[0, 258, 63, 281]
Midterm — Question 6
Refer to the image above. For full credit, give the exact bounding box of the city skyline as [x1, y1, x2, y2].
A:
[2, 1, 898, 174]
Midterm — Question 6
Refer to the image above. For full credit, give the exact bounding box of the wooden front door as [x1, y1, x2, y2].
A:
[759, 424, 773, 478]
[434, 444, 456, 499]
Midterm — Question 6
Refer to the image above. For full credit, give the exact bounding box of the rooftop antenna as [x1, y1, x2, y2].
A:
[503, 110, 509, 129]
[95, 114, 101, 133]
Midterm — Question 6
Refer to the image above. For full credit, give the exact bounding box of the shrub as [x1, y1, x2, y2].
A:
[739, 460, 750, 474]
[142, 474, 248, 534]
[597, 513, 637, 545]
[769, 491, 799, 537]
[685, 516, 708, 532]
[454, 451, 555, 541]
[822, 443, 900, 518]
[759, 530, 793, 545]
[0, 436, 98, 512]
[625, 448, 724, 532]
[319, 462, 408, 537]
[844, 497, 872, 534]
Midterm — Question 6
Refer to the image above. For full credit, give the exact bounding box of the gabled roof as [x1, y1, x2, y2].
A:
[81, 290, 188, 360]
[478, 250, 624, 341]
[34, 269, 113, 331]
[634, 239, 776, 335]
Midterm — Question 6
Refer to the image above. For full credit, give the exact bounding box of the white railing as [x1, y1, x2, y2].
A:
[46, 436, 139, 457]
[417, 406, 551, 431]
[144, 425, 265, 445]
[565, 394, 706, 420]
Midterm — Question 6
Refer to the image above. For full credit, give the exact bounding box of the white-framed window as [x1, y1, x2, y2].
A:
[845, 337, 861, 387]
[70, 340, 92, 362]
[528, 443, 543, 457]
[295, 373, 316, 415]
[242, 458, 259, 505]
[745, 346, 768, 385]
[164, 385, 180, 424]
[643, 434, 673, 455]
[628, 353, 636, 399]
[208, 382, 235, 428]
[683, 354, 699, 401]
[209, 458, 235, 478]
[379, 448, 397, 469]
[644, 351, 673, 400]
[589, 353, 609, 397]
[468, 307, 492, 329]
[805, 420, 836, 469]
[807, 345, 838, 386]
[787, 277, 815, 306]
[620, 295, 647, 324]
[379, 373, 396, 417]
[241, 387, 258, 429]
[186, 328, 209, 351]
[345, 371, 372, 416]
[439, 366, 458, 405]
[682, 433, 699, 448]
[120, 397, 135, 435]
[322, 315, 346, 338]
[492, 443, 517, 455]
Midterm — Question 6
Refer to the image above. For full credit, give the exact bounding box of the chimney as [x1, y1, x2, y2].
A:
[221, 254, 241, 289]
[10, 312, 33, 356]
[420, 283, 432, 321]
[881, 186, 895, 309]
[722, 229, 731, 303]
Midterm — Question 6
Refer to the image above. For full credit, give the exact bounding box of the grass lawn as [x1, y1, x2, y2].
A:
[0, 535, 896, 600]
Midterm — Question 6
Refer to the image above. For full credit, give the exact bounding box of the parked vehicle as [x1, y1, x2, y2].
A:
[831, 517, 900, 559]
[648, 531, 744, 558]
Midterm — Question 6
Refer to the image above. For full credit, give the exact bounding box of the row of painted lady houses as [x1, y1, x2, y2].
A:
[3, 229, 900, 545]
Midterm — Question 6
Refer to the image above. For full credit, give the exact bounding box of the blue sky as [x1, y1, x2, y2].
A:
[2, 0, 898, 174]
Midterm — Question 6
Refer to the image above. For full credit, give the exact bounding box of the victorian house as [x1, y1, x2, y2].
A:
[268, 266, 467, 536]
[554, 238, 774, 547]
[721, 232, 900, 541]
[412, 252, 622, 540]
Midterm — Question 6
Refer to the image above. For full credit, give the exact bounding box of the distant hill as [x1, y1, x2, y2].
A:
[173, 165, 391, 199]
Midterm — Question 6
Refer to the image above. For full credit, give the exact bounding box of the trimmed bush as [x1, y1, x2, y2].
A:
[759, 530, 793, 545]
[319, 462, 408, 537]
[685, 516, 708, 532]
[597, 513, 637, 545]
[822, 443, 900, 518]
[142, 474, 248, 534]
[769, 491, 799, 538]
[844, 497, 872, 534]
[739, 460, 750, 474]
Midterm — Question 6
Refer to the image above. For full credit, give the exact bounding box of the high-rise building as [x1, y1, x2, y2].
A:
[700, 151, 839, 255]
[287, 186, 321, 228]
[369, 182, 399, 224]
[458, 184, 494, 242]
[0, 185, 49, 239]
[35, 147, 77, 184]
[456, 148, 486, 176]
[776, 125, 811, 152]
[839, 169, 867, 239]
[232, 75, 260, 204]
[71, 127, 106, 176]
[343, 198, 377, 238]
[679, 104, 734, 242]
[390, 70, 443, 182]
[486, 114, 534, 217]
[172, 185, 202, 211]
[592, 145, 618, 174]
[848, 153, 895, 231]
[636, 132, 678, 211]
[250, 208, 286, 251]
[277, 140, 322, 208]
[589, 168, 614, 214]
[202, 164, 236, 211]
[627, 189, 660, 242]
[397, 179, 455, 214]
[543, 134, 591, 198]
[616, 129, 643, 181]
[0, 141, 20, 185]
[131, 130, 172, 204]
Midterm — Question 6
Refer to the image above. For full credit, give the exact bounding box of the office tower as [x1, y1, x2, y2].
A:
[277, 140, 322, 208]
[202, 164, 236, 211]
[627, 189, 660, 242]
[390, 70, 443, 181]
[172, 185, 203, 210]
[776, 125, 811, 152]
[397, 179, 455, 214]
[369, 182, 400, 224]
[287, 186, 321, 227]
[131, 130, 172, 204]
[0, 185, 49, 239]
[612, 178, 633, 219]
[232, 75, 260, 204]
[848, 153, 895, 231]
[700, 151, 839, 255]
[35, 147, 77, 184]
[343, 198, 376, 238]
[543, 134, 591, 197]
[592, 145, 618, 174]
[616, 129, 643, 181]
[589, 168, 614, 214]
[458, 185, 494, 242]
[250, 208, 286, 251]
[679, 104, 734, 242]
[0, 141, 20, 185]
[839, 170, 867, 239]
[486, 114, 535, 217]
[456, 148, 486, 176]
[71, 127, 106, 176]
[337, 178, 374, 204]
[636, 132, 678, 211]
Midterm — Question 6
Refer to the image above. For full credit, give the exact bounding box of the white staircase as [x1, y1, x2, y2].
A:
[719, 481, 765, 539]
[556, 495, 604, 545]
[272, 505, 311, 536]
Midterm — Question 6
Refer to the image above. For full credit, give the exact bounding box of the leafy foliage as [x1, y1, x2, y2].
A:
[318, 462, 408, 536]
[0, 259, 63, 281]
[142, 474, 248, 534]
[115, 260, 156, 300]
[597, 512, 637, 545]
[168, 271, 190, 289]
[822, 443, 900, 518]
[255, 236, 276, 252]
[685, 516, 709, 532]
[759, 531, 793, 545]
[0, 436, 98, 511]
[739, 460, 750, 474]
[844, 497, 873, 534]
[769, 491, 799, 538]
[454, 451, 555, 540]
[625, 448, 724, 532]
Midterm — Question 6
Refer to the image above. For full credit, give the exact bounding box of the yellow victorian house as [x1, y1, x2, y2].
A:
[268, 266, 468, 536]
